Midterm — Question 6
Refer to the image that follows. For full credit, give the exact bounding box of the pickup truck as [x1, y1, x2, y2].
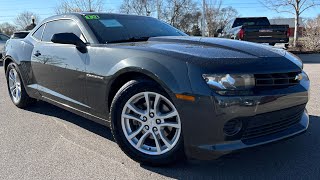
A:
[218, 17, 289, 46]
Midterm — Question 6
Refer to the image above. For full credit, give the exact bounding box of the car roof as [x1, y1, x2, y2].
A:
[0, 33, 9, 37]
[42, 12, 150, 22]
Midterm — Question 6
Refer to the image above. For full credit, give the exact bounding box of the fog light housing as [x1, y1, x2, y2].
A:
[224, 119, 243, 136]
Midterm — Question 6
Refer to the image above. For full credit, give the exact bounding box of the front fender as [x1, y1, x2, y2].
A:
[108, 57, 192, 95]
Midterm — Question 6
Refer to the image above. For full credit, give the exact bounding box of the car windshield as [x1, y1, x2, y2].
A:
[84, 14, 187, 44]
[233, 18, 270, 28]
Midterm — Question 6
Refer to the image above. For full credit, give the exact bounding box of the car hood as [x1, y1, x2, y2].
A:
[148, 36, 287, 58]
[107, 36, 302, 73]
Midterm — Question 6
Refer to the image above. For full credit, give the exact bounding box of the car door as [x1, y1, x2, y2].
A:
[31, 19, 89, 111]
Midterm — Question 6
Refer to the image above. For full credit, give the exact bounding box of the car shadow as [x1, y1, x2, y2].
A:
[24, 101, 114, 141]
[141, 115, 320, 179]
[0, 61, 3, 67]
[22, 101, 320, 178]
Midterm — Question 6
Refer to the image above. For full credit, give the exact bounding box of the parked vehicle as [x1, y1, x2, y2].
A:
[218, 17, 290, 46]
[3, 13, 309, 166]
[0, 33, 10, 60]
[11, 31, 30, 39]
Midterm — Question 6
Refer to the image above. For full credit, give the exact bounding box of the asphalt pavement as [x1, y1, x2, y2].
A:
[0, 55, 319, 180]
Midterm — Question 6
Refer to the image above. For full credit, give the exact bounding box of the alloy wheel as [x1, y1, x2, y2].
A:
[121, 92, 181, 155]
[8, 68, 22, 104]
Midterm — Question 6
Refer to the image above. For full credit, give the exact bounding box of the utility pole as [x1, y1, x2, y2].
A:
[157, 0, 161, 19]
[202, 0, 206, 37]
[89, 0, 92, 12]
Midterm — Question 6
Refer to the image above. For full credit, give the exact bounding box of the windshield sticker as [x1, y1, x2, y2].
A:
[84, 15, 100, 20]
[99, 19, 123, 28]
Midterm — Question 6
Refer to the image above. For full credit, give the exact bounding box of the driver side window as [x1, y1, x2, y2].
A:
[42, 19, 86, 43]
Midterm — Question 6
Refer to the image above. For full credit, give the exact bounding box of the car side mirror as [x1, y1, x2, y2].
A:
[51, 33, 87, 53]
[217, 28, 223, 34]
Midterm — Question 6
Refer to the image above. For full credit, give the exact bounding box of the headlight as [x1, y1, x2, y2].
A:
[301, 71, 309, 81]
[202, 74, 255, 95]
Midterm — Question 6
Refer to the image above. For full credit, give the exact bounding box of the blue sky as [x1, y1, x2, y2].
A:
[0, 0, 319, 24]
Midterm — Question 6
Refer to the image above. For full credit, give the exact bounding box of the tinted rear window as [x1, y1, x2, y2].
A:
[32, 24, 45, 40]
[13, 32, 29, 39]
[84, 14, 186, 43]
[233, 18, 270, 28]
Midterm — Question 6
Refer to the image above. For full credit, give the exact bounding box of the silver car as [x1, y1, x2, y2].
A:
[0, 33, 10, 60]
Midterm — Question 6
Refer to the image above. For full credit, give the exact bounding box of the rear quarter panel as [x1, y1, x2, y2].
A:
[4, 37, 38, 97]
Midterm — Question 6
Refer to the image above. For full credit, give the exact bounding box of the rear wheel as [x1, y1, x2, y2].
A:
[6, 63, 36, 108]
[110, 79, 184, 166]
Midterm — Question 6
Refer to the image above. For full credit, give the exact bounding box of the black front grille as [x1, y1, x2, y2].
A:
[242, 104, 305, 140]
[255, 72, 301, 87]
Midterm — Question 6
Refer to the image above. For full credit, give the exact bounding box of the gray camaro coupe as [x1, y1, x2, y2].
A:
[3, 13, 309, 165]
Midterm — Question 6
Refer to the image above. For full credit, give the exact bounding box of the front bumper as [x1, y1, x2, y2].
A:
[174, 83, 309, 160]
[244, 37, 289, 44]
[196, 110, 308, 160]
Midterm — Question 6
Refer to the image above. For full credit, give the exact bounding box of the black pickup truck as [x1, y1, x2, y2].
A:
[218, 17, 289, 46]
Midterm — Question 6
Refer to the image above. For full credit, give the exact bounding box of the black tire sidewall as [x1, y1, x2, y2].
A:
[6, 63, 33, 108]
[110, 79, 184, 165]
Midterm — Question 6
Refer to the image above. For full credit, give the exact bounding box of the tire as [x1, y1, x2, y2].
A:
[110, 79, 185, 166]
[6, 62, 36, 108]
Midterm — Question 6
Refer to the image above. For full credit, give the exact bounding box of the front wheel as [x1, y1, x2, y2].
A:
[110, 79, 184, 166]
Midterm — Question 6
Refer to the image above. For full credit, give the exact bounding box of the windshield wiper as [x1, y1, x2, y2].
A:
[107, 36, 150, 44]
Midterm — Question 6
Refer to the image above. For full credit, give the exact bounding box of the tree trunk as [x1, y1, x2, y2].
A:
[293, 12, 299, 47]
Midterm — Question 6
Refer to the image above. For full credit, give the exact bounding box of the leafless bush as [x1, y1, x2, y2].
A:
[0, 23, 17, 36]
[14, 11, 40, 30]
[301, 16, 320, 51]
[55, 0, 104, 14]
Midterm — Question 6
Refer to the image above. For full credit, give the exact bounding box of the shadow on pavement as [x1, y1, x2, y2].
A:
[142, 115, 320, 179]
[21, 100, 320, 178]
[24, 101, 114, 141]
[0, 61, 3, 67]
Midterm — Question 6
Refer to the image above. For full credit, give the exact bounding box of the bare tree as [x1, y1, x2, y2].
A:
[14, 11, 40, 30]
[0, 23, 17, 36]
[204, 0, 221, 37]
[55, 0, 104, 14]
[301, 15, 320, 51]
[120, 0, 156, 16]
[179, 11, 202, 34]
[191, 24, 201, 36]
[204, 0, 238, 37]
[161, 0, 198, 28]
[261, 0, 320, 47]
[218, 7, 238, 29]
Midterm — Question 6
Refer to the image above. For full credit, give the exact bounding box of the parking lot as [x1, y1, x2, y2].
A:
[0, 54, 319, 179]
